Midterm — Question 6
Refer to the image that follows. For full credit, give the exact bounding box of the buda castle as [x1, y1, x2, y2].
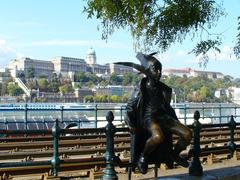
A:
[7, 48, 133, 79]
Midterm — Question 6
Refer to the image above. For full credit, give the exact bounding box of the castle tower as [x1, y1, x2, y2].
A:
[86, 48, 96, 65]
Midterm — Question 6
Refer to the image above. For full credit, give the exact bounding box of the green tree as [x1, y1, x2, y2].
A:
[7, 82, 24, 96]
[234, 17, 240, 59]
[39, 74, 47, 79]
[199, 86, 211, 102]
[233, 78, 240, 87]
[84, 95, 94, 103]
[59, 84, 73, 94]
[110, 73, 122, 85]
[0, 83, 2, 96]
[0, 82, 7, 96]
[84, 0, 230, 65]
[49, 73, 60, 93]
[122, 73, 133, 86]
[38, 78, 48, 92]
[74, 72, 88, 83]
[110, 95, 120, 103]
[94, 94, 101, 102]
[26, 79, 38, 90]
[26, 66, 35, 79]
[122, 93, 130, 102]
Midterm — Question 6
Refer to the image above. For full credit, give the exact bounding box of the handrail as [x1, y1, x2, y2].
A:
[14, 78, 31, 96]
[1, 103, 240, 131]
[0, 112, 238, 178]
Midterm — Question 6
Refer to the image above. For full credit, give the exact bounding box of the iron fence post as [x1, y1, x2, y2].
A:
[4, 117, 7, 130]
[51, 119, 60, 177]
[103, 111, 118, 180]
[43, 118, 46, 129]
[95, 104, 98, 128]
[184, 104, 187, 125]
[24, 103, 28, 130]
[202, 103, 205, 120]
[60, 106, 64, 124]
[234, 105, 237, 118]
[228, 115, 237, 158]
[120, 105, 123, 123]
[219, 104, 222, 124]
[189, 110, 203, 176]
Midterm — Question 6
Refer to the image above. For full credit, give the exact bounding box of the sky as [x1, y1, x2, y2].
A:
[0, 0, 239, 77]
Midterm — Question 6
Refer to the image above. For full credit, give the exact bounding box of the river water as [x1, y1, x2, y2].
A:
[0, 103, 239, 130]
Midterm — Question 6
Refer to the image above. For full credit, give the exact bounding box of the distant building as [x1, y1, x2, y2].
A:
[86, 48, 97, 65]
[227, 87, 240, 104]
[191, 70, 224, 79]
[163, 68, 224, 79]
[89, 64, 109, 74]
[8, 57, 54, 78]
[214, 89, 226, 98]
[108, 63, 133, 75]
[51, 56, 87, 78]
[163, 68, 191, 77]
[7, 48, 134, 80]
[74, 88, 94, 101]
[0, 68, 11, 83]
[93, 85, 135, 96]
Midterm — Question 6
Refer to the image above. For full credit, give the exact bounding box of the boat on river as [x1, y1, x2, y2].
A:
[0, 103, 239, 130]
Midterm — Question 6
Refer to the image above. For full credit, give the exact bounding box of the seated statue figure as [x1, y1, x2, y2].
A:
[115, 52, 192, 174]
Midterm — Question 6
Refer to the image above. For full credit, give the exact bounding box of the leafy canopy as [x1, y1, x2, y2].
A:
[84, 0, 227, 62]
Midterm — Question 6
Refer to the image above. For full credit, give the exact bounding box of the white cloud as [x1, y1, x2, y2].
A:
[176, 50, 188, 57]
[156, 53, 172, 63]
[209, 45, 237, 61]
[22, 39, 131, 50]
[15, 21, 42, 28]
[0, 39, 22, 68]
[0, 40, 13, 57]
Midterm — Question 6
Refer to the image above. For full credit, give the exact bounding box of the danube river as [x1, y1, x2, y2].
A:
[0, 103, 240, 130]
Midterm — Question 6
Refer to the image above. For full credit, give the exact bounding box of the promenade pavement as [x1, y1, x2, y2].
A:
[117, 159, 240, 180]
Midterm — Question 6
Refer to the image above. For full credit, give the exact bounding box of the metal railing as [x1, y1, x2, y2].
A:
[0, 103, 240, 130]
[0, 111, 239, 179]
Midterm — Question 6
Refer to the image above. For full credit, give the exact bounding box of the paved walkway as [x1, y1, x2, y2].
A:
[117, 159, 240, 180]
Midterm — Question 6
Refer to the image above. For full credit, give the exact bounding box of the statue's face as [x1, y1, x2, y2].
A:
[149, 61, 162, 81]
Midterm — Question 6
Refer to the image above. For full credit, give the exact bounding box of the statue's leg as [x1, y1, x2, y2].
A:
[168, 120, 192, 167]
[143, 121, 165, 157]
[138, 121, 165, 174]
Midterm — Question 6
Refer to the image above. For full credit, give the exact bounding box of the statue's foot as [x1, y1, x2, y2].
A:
[173, 154, 189, 167]
[138, 155, 148, 174]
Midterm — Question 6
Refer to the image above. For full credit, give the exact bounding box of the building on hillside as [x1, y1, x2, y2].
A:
[93, 85, 135, 96]
[190, 70, 224, 79]
[86, 48, 97, 65]
[7, 48, 136, 80]
[227, 87, 240, 104]
[0, 68, 11, 83]
[85, 48, 109, 75]
[214, 87, 240, 104]
[89, 64, 109, 75]
[8, 57, 54, 78]
[163, 68, 191, 77]
[163, 68, 224, 79]
[214, 89, 226, 98]
[51, 56, 87, 77]
[74, 88, 94, 101]
[108, 63, 134, 75]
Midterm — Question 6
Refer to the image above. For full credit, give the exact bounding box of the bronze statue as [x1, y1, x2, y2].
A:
[115, 52, 192, 174]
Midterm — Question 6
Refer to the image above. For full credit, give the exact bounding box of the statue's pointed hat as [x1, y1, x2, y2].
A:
[114, 52, 160, 75]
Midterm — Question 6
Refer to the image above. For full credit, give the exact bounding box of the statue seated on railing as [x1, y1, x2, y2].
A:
[115, 52, 192, 174]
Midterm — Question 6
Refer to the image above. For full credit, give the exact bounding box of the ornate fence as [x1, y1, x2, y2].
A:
[0, 111, 239, 179]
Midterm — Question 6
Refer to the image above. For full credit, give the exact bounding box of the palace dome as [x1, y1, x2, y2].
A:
[87, 48, 96, 55]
